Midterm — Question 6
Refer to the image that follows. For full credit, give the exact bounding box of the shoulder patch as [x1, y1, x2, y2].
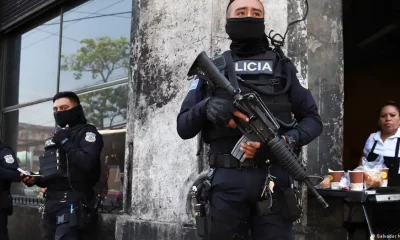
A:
[45, 139, 56, 148]
[297, 73, 308, 89]
[188, 77, 199, 91]
[85, 132, 96, 143]
[4, 154, 14, 164]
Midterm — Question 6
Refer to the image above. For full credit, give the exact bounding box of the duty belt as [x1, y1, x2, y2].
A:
[45, 191, 91, 201]
[209, 153, 267, 169]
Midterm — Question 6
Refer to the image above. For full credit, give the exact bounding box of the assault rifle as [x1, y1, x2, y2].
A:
[187, 51, 329, 209]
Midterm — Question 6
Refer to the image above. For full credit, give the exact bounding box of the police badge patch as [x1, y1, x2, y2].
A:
[45, 139, 56, 147]
[188, 77, 199, 91]
[4, 155, 14, 164]
[85, 132, 96, 143]
[297, 73, 308, 89]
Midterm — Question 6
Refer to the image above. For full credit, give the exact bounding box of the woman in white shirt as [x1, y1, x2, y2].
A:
[363, 101, 400, 186]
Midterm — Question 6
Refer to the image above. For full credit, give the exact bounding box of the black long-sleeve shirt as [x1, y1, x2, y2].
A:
[0, 148, 21, 187]
[36, 124, 104, 191]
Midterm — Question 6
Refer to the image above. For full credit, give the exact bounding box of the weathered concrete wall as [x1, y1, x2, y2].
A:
[286, 0, 345, 235]
[287, 0, 309, 228]
[297, 0, 346, 238]
[306, 0, 344, 174]
[288, 0, 344, 175]
[132, 0, 211, 222]
[121, 1, 213, 238]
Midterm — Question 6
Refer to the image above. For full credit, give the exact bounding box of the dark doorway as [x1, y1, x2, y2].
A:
[343, 0, 400, 170]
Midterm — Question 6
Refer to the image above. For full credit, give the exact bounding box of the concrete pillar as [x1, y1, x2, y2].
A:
[294, 0, 345, 238]
[116, 0, 344, 239]
[117, 0, 213, 238]
[306, 0, 344, 174]
[287, 0, 309, 228]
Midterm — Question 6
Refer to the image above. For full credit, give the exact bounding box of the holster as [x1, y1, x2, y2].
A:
[193, 168, 214, 237]
[57, 198, 98, 230]
[0, 191, 13, 216]
[194, 202, 208, 237]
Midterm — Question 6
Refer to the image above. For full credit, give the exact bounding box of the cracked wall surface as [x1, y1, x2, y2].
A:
[306, 0, 344, 174]
[126, 0, 212, 225]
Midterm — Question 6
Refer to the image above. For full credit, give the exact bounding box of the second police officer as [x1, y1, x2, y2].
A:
[0, 142, 21, 240]
[21, 92, 104, 240]
[177, 0, 323, 239]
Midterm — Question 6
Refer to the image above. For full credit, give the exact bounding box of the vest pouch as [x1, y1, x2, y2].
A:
[39, 146, 67, 181]
[281, 188, 302, 222]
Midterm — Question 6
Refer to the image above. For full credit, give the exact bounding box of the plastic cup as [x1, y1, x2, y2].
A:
[329, 171, 344, 190]
[381, 168, 389, 187]
[349, 171, 364, 191]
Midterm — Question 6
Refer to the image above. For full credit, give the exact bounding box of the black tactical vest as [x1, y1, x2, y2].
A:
[39, 124, 100, 190]
[202, 50, 294, 143]
[39, 138, 68, 181]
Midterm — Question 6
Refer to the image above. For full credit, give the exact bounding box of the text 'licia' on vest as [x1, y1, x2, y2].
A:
[234, 60, 274, 75]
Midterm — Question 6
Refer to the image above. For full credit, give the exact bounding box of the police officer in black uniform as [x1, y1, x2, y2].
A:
[21, 92, 104, 240]
[177, 0, 323, 239]
[0, 142, 20, 240]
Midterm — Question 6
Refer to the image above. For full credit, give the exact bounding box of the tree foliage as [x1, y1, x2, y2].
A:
[61, 36, 130, 129]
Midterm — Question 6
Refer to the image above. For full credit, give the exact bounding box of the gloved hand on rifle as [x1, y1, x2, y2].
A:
[205, 97, 296, 159]
[205, 97, 249, 128]
[206, 97, 261, 158]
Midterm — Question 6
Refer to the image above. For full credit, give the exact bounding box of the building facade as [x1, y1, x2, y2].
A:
[0, 0, 130, 239]
[0, 0, 347, 239]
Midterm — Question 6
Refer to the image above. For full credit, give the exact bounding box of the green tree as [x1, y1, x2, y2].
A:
[61, 36, 130, 129]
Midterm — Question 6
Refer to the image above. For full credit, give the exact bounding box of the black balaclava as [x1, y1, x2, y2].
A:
[225, 0, 270, 57]
[54, 104, 87, 128]
[53, 91, 87, 128]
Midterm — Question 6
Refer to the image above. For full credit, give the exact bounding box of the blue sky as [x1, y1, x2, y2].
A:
[16, 0, 132, 127]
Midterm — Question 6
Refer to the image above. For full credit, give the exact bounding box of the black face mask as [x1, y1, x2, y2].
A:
[225, 17, 268, 56]
[54, 105, 87, 128]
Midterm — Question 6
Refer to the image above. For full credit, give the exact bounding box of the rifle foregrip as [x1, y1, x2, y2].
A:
[267, 137, 307, 181]
[267, 137, 329, 208]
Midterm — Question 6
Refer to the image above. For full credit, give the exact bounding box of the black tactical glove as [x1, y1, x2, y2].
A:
[205, 97, 236, 127]
[52, 127, 71, 145]
[283, 135, 296, 150]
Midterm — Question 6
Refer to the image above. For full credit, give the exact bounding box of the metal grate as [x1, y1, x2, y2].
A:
[12, 195, 123, 213]
[0, 0, 60, 31]
[13, 196, 45, 205]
